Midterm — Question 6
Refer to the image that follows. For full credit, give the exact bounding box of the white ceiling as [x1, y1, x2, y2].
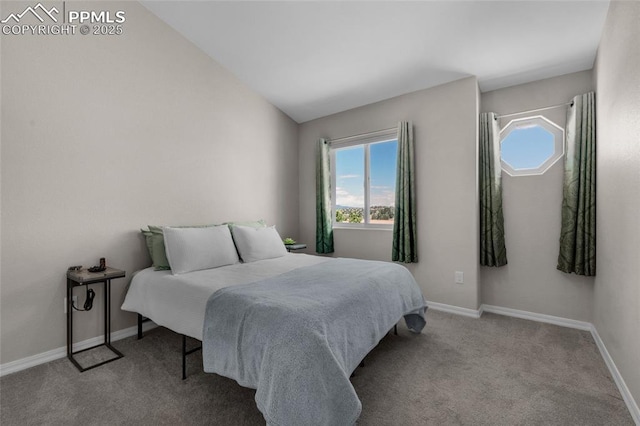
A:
[141, 1, 610, 123]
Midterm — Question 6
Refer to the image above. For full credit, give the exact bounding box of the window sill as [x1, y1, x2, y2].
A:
[333, 224, 393, 231]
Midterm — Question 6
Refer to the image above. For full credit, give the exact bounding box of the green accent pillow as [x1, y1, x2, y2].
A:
[147, 226, 171, 270]
[140, 226, 170, 270]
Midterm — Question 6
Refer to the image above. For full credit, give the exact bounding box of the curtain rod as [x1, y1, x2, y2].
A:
[329, 127, 397, 144]
[495, 101, 573, 120]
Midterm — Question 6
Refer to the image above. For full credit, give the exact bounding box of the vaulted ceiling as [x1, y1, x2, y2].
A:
[142, 1, 610, 123]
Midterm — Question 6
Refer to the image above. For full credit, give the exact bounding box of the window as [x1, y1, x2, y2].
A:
[331, 131, 398, 228]
[500, 116, 564, 176]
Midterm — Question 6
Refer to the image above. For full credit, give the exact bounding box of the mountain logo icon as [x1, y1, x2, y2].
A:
[1, 3, 59, 24]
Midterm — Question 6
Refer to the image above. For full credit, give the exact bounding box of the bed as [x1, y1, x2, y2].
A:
[122, 225, 426, 425]
[122, 254, 333, 340]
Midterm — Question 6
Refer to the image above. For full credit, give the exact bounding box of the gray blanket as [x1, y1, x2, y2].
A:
[202, 258, 426, 426]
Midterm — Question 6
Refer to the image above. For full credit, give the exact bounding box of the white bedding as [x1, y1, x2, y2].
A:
[121, 253, 332, 340]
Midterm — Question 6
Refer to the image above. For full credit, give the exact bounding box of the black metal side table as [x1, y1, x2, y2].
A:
[66, 267, 126, 372]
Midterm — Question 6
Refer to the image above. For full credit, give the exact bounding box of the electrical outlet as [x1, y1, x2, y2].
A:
[64, 296, 78, 314]
[455, 271, 464, 284]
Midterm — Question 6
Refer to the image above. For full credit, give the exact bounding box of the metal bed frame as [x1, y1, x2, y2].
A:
[137, 314, 201, 380]
[137, 313, 397, 380]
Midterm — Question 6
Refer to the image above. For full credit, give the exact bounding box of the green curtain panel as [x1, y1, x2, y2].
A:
[316, 138, 334, 253]
[392, 122, 418, 263]
[557, 92, 596, 276]
[479, 112, 508, 267]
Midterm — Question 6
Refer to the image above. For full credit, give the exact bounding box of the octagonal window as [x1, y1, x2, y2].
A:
[500, 116, 564, 176]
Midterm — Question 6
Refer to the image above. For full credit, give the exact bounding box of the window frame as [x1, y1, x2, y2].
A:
[330, 130, 398, 230]
[499, 115, 564, 177]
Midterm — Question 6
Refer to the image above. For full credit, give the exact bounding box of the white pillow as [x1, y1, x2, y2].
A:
[163, 225, 239, 275]
[230, 225, 288, 263]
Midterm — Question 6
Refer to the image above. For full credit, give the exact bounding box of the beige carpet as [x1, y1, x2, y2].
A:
[0, 310, 633, 425]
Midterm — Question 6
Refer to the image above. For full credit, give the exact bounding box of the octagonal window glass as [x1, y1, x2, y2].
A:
[500, 116, 564, 176]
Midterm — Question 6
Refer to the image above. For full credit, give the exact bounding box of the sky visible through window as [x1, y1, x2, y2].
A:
[335, 140, 397, 208]
[501, 126, 554, 170]
[370, 141, 398, 206]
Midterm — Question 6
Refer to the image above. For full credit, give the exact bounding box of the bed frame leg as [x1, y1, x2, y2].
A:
[182, 335, 187, 380]
[137, 314, 143, 340]
[394, 324, 398, 335]
[181, 335, 203, 380]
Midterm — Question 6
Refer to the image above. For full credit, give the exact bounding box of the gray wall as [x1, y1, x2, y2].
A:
[593, 0, 640, 408]
[480, 71, 595, 321]
[298, 77, 480, 310]
[0, 1, 299, 364]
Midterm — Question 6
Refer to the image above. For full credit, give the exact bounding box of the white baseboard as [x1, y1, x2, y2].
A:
[480, 304, 592, 331]
[426, 300, 482, 318]
[0, 321, 157, 377]
[590, 325, 640, 425]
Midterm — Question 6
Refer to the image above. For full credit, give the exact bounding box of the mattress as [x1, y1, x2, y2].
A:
[120, 253, 331, 340]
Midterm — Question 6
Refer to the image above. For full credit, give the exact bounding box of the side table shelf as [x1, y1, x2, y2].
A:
[66, 267, 126, 372]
